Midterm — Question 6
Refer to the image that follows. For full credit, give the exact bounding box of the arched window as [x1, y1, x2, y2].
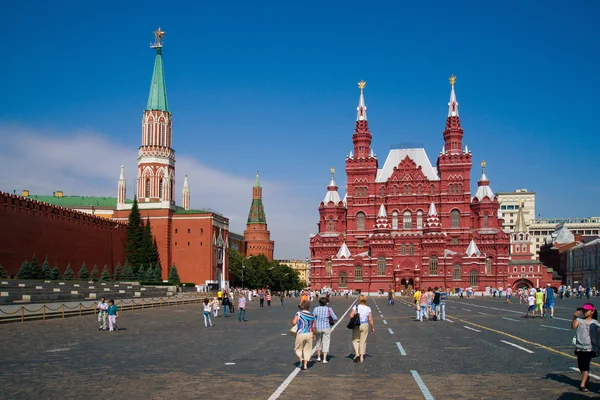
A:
[380, 186, 385, 197]
[328, 217, 334, 232]
[483, 213, 489, 228]
[145, 178, 151, 198]
[401, 244, 406, 256]
[392, 211, 398, 230]
[159, 125, 164, 146]
[159, 178, 164, 199]
[515, 244, 520, 252]
[485, 258, 492, 275]
[451, 210, 460, 228]
[355, 187, 359, 197]
[149, 124, 154, 145]
[354, 266, 363, 281]
[325, 260, 332, 277]
[147, 126, 151, 145]
[453, 264, 461, 279]
[449, 184, 454, 194]
[356, 212, 365, 231]
[377, 256, 386, 276]
[429, 256, 438, 275]
[430, 184, 435, 194]
[469, 270, 479, 286]
[403, 211, 412, 229]
[339, 272, 347, 287]
[409, 243, 414, 255]
[393, 185, 397, 195]
[417, 210, 423, 229]
[417, 184, 422, 194]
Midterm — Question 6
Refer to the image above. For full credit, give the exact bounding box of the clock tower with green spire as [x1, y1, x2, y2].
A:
[244, 172, 274, 261]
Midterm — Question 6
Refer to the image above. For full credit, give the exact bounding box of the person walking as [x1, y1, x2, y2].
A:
[238, 293, 247, 322]
[292, 300, 315, 370]
[572, 303, 600, 392]
[544, 284, 555, 318]
[259, 290, 265, 307]
[438, 287, 448, 321]
[96, 297, 108, 331]
[212, 296, 220, 318]
[107, 299, 119, 332]
[202, 298, 214, 328]
[431, 287, 441, 320]
[313, 297, 338, 363]
[535, 288, 544, 318]
[279, 291, 285, 307]
[506, 286, 512, 303]
[350, 294, 375, 363]
[266, 291, 272, 307]
[222, 293, 231, 317]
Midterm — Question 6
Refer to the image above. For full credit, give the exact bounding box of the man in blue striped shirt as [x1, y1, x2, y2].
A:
[312, 298, 338, 363]
[438, 288, 448, 321]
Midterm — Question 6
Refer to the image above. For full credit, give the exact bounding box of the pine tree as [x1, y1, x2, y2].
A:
[145, 264, 155, 281]
[63, 263, 75, 280]
[125, 197, 144, 269]
[122, 261, 135, 280]
[113, 262, 122, 281]
[140, 218, 159, 268]
[42, 257, 52, 280]
[137, 265, 146, 281]
[30, 255, 41, 279]
[78, 262, 89, 280]
[50, 263, 60, 280]
[168, 264, 180, 284]
[90, 265, 99, 281]
[0, 264, 7, 279]
[152, 262, 163, 282]
[16, 259, 32, 279]
[101, 265, 111, 281]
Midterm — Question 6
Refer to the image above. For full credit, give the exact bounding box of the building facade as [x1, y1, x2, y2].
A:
[244, 173, 275, 261]
[309, 78, 557, 293]
[530, 217, 600, 257]
[496, 189, 535, 233]
[277, 259, 310, 286]
[564, 238, 600, 288]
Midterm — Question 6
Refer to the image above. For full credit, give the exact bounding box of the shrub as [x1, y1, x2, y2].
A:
[78, 262, 89, 280]
[63, 263, 75, 280]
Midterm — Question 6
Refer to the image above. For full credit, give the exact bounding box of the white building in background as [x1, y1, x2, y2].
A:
[530, 217, 600, 256]
[497, 189, 535, 233]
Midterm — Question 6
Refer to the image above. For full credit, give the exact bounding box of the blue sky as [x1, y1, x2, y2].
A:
[1, 1, 599, 258]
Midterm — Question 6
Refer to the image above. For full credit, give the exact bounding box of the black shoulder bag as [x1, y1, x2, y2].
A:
[347, 305, 360, 329]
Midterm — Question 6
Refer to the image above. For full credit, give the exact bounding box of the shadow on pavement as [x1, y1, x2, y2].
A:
[543, 373, 600, 395]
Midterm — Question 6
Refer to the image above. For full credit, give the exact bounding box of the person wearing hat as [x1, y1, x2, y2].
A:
[544, 283, 555, 318]
[571, 303, 600, 392]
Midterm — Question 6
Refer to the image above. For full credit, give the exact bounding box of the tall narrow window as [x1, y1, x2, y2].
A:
[392, 211, 398, 230]
[149, 125, 153, 145]
[328, 217, 334, 232]
[146, 126, 151, 145]
[417, 184, 422, 194]
[325, 260, 332, 277]
[451, 210, 460, 228]
[403, 211, 412, 229]
[355, 187, 359, 197]
[339, 272, 347, 287]
[393, 185, 397, 195]
[354, 266, 363, 281]
[409, 243, 414, 255]
[401, 244, 406, 256]
[485, 258, 492, 275]
[380, 187, 385, 197]
[469, 270, 479, 286]
[430, 184, 435, 194]
[159, 178, 164, 199]
[356, 212, 365, 231]
[417, 211, 423, 229]
[377, 257, 385, 276]
[145, 178, 150, 198]
[159, 125, 164, 146]
[483, 213, 489, 228]
[453, 264, 461, 279]
[429, 256, 438, 275]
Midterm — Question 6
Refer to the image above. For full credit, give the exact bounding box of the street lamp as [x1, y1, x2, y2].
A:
[242, 264, 245, 290]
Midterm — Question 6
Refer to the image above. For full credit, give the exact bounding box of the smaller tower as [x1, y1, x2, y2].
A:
[319, 167, 347, 234]
[471, 160, 501, 230]
[443, 75, 464, 155]
[117, 166, 126, 209]
[244, 172, 275, 261]
[511, 201, 533, 260]
[352, 81, 372, 159]
[182, 175, 190, 210]
[424, 202, 442, 234]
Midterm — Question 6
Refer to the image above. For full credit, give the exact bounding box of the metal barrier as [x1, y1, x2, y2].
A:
[0, 292, 218, 324]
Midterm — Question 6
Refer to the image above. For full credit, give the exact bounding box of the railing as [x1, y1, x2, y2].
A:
[0, 293, 214, 324]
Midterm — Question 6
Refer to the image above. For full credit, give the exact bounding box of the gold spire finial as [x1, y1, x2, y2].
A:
[330, 166, 335, 180]
[449, 75, 456, 86]
[358, 80, 366, 90]
[151, 27, 166, 48]
[481, 160, 486, 172]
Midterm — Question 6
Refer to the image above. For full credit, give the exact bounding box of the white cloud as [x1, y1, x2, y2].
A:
[0, 124, 316, 259]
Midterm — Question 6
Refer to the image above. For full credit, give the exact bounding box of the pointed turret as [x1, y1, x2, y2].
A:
[117, 166, 126, 206]
[442, 75, 464, 155]
[248, 172, 266, 223]
[182, 175, 190, 210]
[448, 76, 459, 117]
[323, 167, 341, 205]
[473, 160, 495, 201]
[515, 201, 527, 233]
[146, 27, 169, 112]
[352, 80, 373, 159]
[466, 239, 481, 257]
[336, 242, 351, 259]
[424, 202, 442, 233]
[375, 204, 391, 232]
[244, 172, 274, 261]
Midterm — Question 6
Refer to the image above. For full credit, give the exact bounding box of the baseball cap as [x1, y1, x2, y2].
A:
[582, 304, 595, 311]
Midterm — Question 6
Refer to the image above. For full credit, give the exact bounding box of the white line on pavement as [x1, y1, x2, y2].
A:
[478, 312, 491, 315]
[225, 363, 235, 365]
[388, 328, 394, 335]
[383, 320, 388, 325]
[500, 340, 534, 353]
[463, 325, 481, 333]
[502, 317, 519, 322]
[396, 341, 407, 356]
[462, 308, 472, 312]
[446, 318, 454, 323]
[541, 325, 570, 331]
[570, 367, 600, 380]
[553, 317, 571, 322]
[410, 370, 434, 399]
[268, 299, 358, 400]
[281, 333, 287, 335]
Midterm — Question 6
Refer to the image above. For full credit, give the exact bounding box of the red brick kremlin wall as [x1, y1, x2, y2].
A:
[0, 192, 127, 277]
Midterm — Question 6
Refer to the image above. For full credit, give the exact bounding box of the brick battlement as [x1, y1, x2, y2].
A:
[0, 191, 127, 232]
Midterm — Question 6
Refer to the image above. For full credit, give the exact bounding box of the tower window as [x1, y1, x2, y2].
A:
[159, 178, 164, 199]
[392, 211, 398, 230]
[188, 229, 190, 233]
[377, 256, 385, 276]
[483, 213, 489, 228]
[328, 217, 334, 232]
[403, 211, 412, 229]
[145, 178, 150, 198]
[325, 260, 332, 277]
[417, 210, 423, 229]
[409, 243, 414, 255]
[485, 258, 492, 275]
[354, 265, 363, 281]
[453, 264, 461, 279]
[429, 256, 438, 275]
[356, 212, 365, 231]
[451, 210, 460, 228]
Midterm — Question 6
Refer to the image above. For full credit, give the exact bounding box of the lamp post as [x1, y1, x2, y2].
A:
[241, 264, 245, 290]
[305, 257, 310, 289]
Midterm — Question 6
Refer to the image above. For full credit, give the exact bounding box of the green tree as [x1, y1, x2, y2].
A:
[51, 263, 60, 280]
[125, 197, 144, 270]
[137, 265, 146, 281]
[16, 259, 32, 279]
[168, 264, 180, 284]
[113, 262, 122, 281]
[78, 262, 89, 280]
[0, 264, 7, 279]
[121, 261, 135, 280]
[145, 264, 155, 281]
[42, 257, 52, 280]
[90, 265, 100, 281]
[152, 262, 162, 282]
[63, 263, 75, 280]
[30, 255, 41, 279]
[140, 218, 159, 268]
[101, 265, 111, 281]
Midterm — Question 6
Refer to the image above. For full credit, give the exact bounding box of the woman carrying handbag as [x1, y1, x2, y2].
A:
[313, 297, 338, 363]
[291, 300, 316, 370]
[349, 294, 375, 363]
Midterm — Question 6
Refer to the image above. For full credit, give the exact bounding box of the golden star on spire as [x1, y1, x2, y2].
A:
[330, 166, 335, 179]
[481, 160, 487, 172]
[449, 75, 456, 86]
[358, 80, 366, 90]
[151, 27, 166, 48]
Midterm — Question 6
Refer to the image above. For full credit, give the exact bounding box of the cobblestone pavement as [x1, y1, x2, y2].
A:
[2, 295, 600, 399]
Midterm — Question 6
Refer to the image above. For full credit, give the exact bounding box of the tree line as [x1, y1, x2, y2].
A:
[228, 250, 304, 291]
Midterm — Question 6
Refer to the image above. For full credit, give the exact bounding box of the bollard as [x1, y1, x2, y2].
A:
[79, 303, 82, 316]
[21, 307, 24, 323]
[62, 304, 65, 319]
[160, 297, 163, 307]
[43, 305, 46, 320]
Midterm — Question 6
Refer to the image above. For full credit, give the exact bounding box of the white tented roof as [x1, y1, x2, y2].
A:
[323, 178, 341, 205]
[466, 240, 481, 257]
[336, 242, 351, 259]
[375, 148, 439, 182]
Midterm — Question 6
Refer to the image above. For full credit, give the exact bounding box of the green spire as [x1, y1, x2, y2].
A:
[254, 172, 261, 187]
[247, 198, 267, 224]
[146, 28, 169, 112]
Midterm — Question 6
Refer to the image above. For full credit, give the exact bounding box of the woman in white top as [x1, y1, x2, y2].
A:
[349, 294, 375, 362]
[202, 298, 214, 328]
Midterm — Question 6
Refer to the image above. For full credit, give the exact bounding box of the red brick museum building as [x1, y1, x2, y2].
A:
[309, 78, 557, 293]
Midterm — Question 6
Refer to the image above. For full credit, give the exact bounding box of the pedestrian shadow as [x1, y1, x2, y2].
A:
[543, 373, 599, 395]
